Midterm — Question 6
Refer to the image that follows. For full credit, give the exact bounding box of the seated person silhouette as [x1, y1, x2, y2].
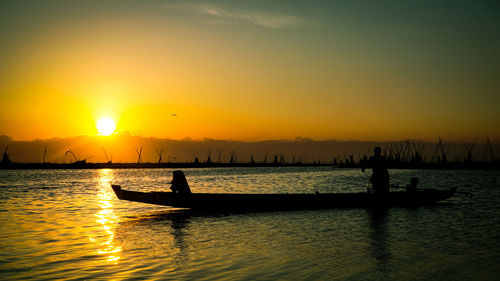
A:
[170, 170, 192, 195]
[406, 177, 419, 192]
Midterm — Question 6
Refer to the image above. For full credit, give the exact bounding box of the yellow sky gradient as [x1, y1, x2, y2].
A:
[1, 1, 499, 142]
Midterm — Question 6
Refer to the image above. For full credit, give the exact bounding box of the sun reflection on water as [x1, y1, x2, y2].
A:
[92, 169, 122, 263]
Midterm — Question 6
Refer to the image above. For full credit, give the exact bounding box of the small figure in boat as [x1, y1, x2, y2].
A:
[170, 170, 192, 195]
[406, 177, 419, 192]
[367, 146, 390, 193]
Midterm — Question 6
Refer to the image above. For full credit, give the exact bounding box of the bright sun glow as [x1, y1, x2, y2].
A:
[96, 117, 116, 136]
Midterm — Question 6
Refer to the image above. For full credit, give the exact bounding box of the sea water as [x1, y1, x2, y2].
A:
[0, 167, 499, 280]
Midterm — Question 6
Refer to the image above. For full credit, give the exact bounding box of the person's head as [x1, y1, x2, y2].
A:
[171, 170, 187, 184]
[374, 146, 382, 156]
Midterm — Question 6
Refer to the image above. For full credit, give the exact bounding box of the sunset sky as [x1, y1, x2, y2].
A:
[1, 0, 499, 142]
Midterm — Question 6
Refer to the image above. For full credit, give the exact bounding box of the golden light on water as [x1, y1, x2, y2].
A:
[96, 117, 116, 136]
[93, 169, 122, 263]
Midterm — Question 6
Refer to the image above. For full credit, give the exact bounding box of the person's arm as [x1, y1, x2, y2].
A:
[362, 157, 374, 172]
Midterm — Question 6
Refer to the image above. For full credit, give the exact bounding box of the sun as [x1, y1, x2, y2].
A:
[96, 117, 116, 136]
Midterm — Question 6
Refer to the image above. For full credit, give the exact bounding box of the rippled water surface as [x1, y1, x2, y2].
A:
[0, 167, 499, 280]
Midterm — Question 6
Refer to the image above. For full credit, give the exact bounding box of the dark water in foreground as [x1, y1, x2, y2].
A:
[0, 167, 499, 280]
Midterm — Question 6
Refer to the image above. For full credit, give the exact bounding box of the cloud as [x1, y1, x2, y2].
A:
[166, 3, 303, 29]
[201, 6, 302, 28]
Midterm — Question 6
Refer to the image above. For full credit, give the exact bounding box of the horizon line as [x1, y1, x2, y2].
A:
[0, 133, 496, 145]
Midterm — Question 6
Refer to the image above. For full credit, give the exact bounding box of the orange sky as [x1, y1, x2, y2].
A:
[1, 1, 499, 142]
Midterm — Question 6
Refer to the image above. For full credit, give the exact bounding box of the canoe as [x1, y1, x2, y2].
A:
[111, 185, 457, 211]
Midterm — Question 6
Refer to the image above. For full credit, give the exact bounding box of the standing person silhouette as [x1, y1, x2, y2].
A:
[368, 147, 390, 193]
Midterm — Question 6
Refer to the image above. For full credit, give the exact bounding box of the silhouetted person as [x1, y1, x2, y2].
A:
[170, 170, 192, 195]
[368, 147, 390, 193]
[406, 177, 419, 192]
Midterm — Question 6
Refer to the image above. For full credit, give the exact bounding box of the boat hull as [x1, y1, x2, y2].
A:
[111, 185, 456, 211]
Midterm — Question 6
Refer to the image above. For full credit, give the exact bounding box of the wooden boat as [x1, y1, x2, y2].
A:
[111, 185, 457, 211]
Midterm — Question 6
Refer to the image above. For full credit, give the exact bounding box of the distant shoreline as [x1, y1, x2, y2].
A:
[0, 162, 331, 170]
[1, 162, 499, 170]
